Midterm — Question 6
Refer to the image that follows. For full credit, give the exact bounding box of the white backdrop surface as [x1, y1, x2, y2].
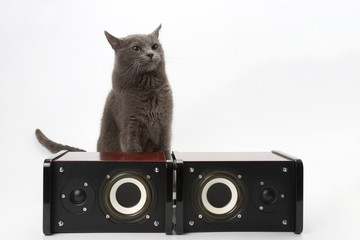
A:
[0, 0, 359, 239]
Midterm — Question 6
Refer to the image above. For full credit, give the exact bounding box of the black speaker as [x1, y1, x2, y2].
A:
[173, 151, 303, 234]
[43, 151, 173, 235]
[43, 150, 303, 235]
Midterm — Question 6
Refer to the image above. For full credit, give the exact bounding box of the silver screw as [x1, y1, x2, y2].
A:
[84, 182, 88, 187]
[105, 214, 110, 219]
[106, 175, 110, 179]
[61, 194, 66, 199]
[237, 174, 242, 179]
[83, 207, 87, 212]
[155, 167, 160, 173]
[198, 214, 203, 219]
[198, 175, 203, 179]
[260, 181, 264, 186]
[283, 167, 288, 173]
[58, 221, 64, 227]
[146, 175, 151, 179]
[237, 214, 242, 218]
[281, 194, 285, 199]
[59, 167, 64, 173]
[189, 220, 195, 226]
[282, 220, 288, 225]
[259, 206, 264, 211]
[189, 167, 195, 173]
[146, 214, 150, 219]
[154, 221, 159, 227]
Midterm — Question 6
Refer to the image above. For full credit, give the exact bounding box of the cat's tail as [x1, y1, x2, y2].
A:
[35, 129, 86, 153]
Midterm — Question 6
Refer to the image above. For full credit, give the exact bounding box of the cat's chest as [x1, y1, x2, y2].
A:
[120, 89, 168, 117]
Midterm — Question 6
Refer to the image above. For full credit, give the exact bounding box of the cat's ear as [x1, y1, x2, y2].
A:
[104, 31, 123, 50]
[151, 24, 162, 39]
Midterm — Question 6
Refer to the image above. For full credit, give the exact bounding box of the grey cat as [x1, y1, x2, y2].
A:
[36, 25, 173, 154]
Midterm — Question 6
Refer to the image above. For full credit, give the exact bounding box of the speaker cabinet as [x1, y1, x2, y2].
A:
[173, 151, 303, 234]
[43, 151, 171, 235]
[43, 150, 303, 235]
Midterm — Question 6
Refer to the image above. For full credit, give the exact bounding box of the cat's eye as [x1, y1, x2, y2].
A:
[152, 44, 159, 50]
[132, 46, 141, 52]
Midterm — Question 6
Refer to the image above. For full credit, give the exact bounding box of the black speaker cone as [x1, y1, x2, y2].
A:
[116, 182, 141, 208]
[102, 171, 153, 222]
[196, 172, 244, 221]
[207, 183, 232, 208]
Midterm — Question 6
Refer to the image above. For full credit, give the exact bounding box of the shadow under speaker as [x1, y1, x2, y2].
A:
[43, 151, 171, 235]
[173, 151, 303, 234]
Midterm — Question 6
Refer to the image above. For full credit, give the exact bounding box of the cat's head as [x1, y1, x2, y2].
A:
[105, 25, 164, 74]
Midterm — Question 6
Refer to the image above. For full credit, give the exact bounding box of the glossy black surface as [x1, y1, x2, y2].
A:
[173, 151, 303, 234]
[174, 154, 184, 235]
[43, 150, 68, 235]
[43, 151, 303, 235]
[165, 159, 174, 235]
[295, 159, 304, 234]
[43, 152, 166, 234]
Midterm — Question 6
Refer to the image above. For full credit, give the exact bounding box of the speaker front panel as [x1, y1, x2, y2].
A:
[181, 161, 296, 233]
[43, 151, 303, 235]
[49, 161, 166, 233]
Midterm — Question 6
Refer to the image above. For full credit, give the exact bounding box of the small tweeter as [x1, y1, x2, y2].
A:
[101, 171, 153, 222]
[195, 172, 245, 221]
[70, 188, 87, 205]
[60, 180, 95, 214]
[260, 187, 277, 204]
[252, 180, 285, 212]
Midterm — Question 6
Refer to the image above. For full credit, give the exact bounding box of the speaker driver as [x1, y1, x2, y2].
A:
[102, 171, 153, 222]
[60, 180, 95, 214]
[195, 172, 244, 221]
[252, 180, 285, 212]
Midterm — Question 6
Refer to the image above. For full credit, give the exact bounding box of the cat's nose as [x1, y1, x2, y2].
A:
[147, 53, 154, 59]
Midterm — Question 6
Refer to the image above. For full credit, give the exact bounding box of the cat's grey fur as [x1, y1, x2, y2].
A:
[36, 25, 173, 153]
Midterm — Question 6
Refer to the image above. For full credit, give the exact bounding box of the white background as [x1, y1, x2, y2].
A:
[1, 0, 359, 239]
